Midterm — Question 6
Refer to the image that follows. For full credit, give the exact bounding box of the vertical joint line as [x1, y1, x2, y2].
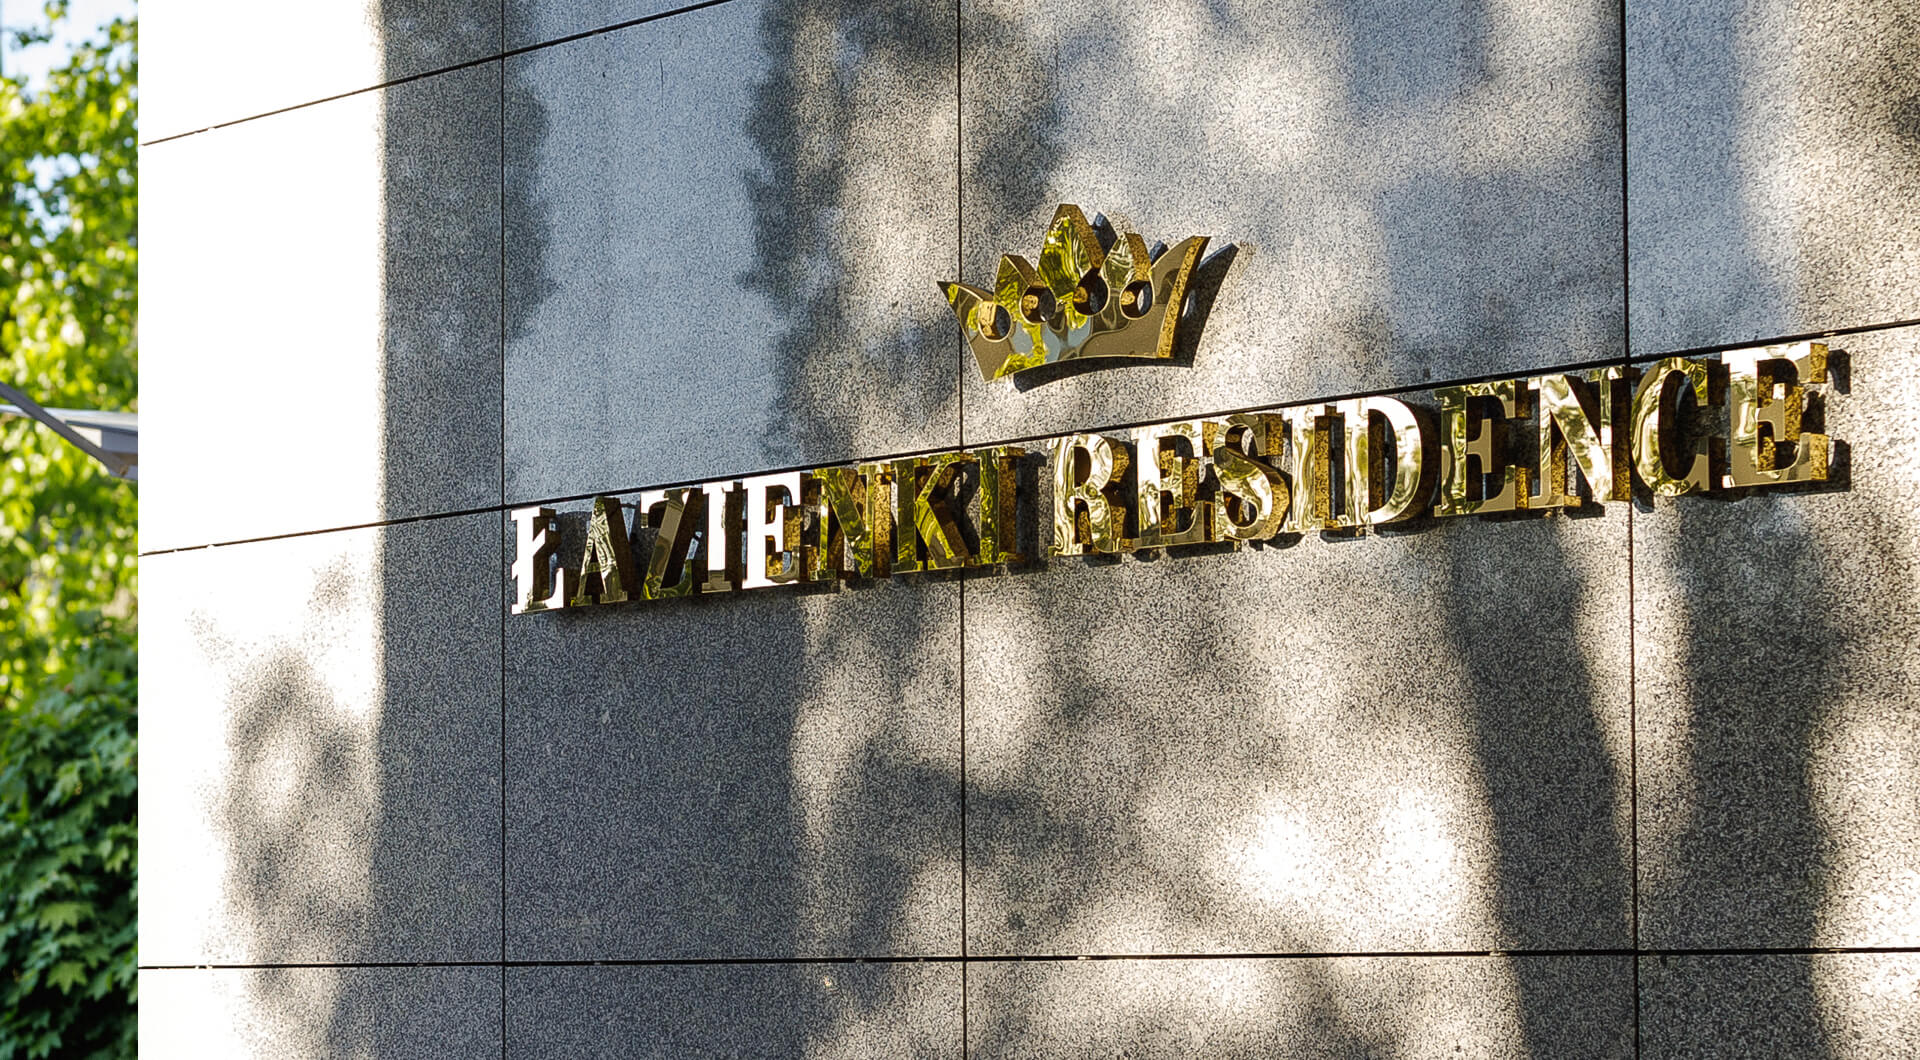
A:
[497, 14, 510, 1058]
[1619, 0, 1640, 1055]
[954, 0, 965, 455]
[955, 11, 969, 1059]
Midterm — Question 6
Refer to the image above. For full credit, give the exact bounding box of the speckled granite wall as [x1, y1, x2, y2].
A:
[139, 1, 1920, 1055]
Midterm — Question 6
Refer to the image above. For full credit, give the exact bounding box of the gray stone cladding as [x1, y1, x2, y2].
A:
[138, 0, 1920, 1055]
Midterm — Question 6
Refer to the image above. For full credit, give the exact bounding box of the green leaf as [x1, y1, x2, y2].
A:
[42, 963, 85, 996]
[32, 902, 87, 931]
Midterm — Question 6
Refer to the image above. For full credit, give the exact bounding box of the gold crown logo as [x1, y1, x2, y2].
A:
[940, 205, 1210, 382]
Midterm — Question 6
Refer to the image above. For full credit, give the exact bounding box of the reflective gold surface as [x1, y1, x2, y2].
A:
[1632, 357, 1714, 496]
[742, 472, 805, 590]
[1724, 341, 1830, 488]
[1531, 369, 1630, 508]
[941, 205, 1211, 381]
[1433, 382, 1527, 516]
[699, 480, 740, 593]
[570, 495, 637, 606]
[1051, 433, 1130, 556]
[893, 453, 974, 572]
[1206, 414, 1288, 543]
[865, 462, 895, 578]
[1337, 396, 1429, 527]
[972, 445, 1027, 566]
[890, 458, 925, 574]
[807, 465, 883, 581]
[639, 487, 700, 600]
[1131, 420, 1211, 548]
[1278, 405, 1345, 532]
[509, 506, 569, 614]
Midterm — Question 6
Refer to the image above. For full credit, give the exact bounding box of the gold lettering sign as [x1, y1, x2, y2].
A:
[1338, 396, 1428, 528]
[893, 453, 973, 573]
[1131, 420, 1211, 549]
[509, 345, 1842, 616]
[571, 495, 636, 606]
[972, 445, 1027, 566]
[509, 506, 569, 614]
[1433, 381, 1527, 516]
[1051, 433, 1130, 556]
[1530, 369, 1630, 507]
[638, 487, 699, 600]
[1724, 341, 1830, 488]
[807, 464, 884, 581]
[742, 472, 805, 590]
[1277, 405, 1344, 533]
[1632, 357, 1715, 496]
[698, 480, 739, 593]
[1206, 414, 1286, 544]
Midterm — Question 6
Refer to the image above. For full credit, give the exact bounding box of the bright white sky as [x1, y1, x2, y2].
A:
[1, 0, 137, 93]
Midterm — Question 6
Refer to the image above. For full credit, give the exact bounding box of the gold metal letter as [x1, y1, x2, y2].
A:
[1530, 369, 1631, 507]
[807, 465, 886, 581]
[971, 445, 1027, 566]
[1723, 342, 1830, 488]
[638, 488, 699, 600]
[1433, 382, 1527, 516]
[1206, 414, 1288, 543]
[1277, 405, 1352, 532]
[1336, 396, 1430, 526]
[742, 471, 805, 589]
[1631, 357, 1715, 496]
[1050, 433, 1130, 556]
[1131, 420, 1211, 548]
[699, 480, 741, 593]
[510, 506, 570, 614]
[892, 453, 974, 574]
[570, 495, 637, 606]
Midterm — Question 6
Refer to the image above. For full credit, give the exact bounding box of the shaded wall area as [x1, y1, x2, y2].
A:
[136, 0, 1920, 1056]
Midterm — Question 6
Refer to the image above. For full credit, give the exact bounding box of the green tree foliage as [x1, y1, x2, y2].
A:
[0, 2, 138, 1057]
[0, 2, 138, 699]
[0, 627, 134, 1059]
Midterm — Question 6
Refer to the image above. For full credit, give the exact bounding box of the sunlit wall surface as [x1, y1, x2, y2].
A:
[137, 0, 1920, 1055]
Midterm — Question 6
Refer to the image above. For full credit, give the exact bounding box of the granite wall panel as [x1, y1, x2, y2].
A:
[143, 0, 500, 142]
[969, 956, 1634, 1059]
[506, 962, 960, 1058]
[140, 62, 502, 552]
[503, 502, 962, 960]
[1635, 325, 1920, 951]
[140, 515, 501, 965]
[139, 966, 502, 1059]
[959, 0, 1624, 444]
[502, 0, 961, 505]
[1626, 0, 1920, 353]
[1640, 954, 1920, 1059]
[965, 484, 1633, 957]
[505, 0, 697, 50]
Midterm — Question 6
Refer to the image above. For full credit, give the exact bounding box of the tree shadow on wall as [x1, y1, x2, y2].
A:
[745, 0, 1062, 459]
[215, 3, 507, 1055]
[211, 523, 500, 1054]
[1630, 488, 1850, 1057]
[1431, 511, 1637, 1057]
[204, 0, 1876, 1055]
